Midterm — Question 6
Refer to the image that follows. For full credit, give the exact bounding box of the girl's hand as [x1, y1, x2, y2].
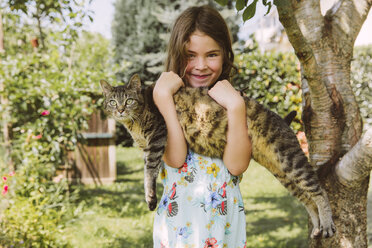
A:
[208, 80, 251, 176]
[153, 71, 184, 99]
[207, 80, 245, 111]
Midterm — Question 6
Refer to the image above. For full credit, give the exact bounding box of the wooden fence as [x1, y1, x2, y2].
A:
[59, 111, 116, 185]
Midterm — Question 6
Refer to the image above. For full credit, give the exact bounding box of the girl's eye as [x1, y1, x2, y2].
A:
[126, 98, 134, 105]
[208, 53, 218, 57]
[109, 100, 117, 106]
[188, 54, 195, 59]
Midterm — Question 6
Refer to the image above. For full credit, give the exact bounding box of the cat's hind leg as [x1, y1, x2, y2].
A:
[285, 160, 336, 238]
[276, 175, 319, 236]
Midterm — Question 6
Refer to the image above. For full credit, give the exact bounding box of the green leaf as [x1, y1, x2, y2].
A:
[236, 0, 247, 11]
[243, 0, 258, 21]
[215, 0, 229, 6]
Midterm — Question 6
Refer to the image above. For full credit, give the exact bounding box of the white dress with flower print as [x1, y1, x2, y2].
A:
[153, 150, 246, 248]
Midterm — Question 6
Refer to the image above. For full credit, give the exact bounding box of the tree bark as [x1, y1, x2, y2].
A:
[275, 0, 372, 247]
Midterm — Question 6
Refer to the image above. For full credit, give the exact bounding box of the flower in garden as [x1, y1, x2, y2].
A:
[41, 110, 50, 116]
[204, 237, 218, 248]
[2, 176, 7, 182]
[33, 134, 42, 139]
[2, 185, 8, 195]
[9, 171, 15, 176]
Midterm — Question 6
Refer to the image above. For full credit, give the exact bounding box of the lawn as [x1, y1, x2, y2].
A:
[62, 146, 372, 248]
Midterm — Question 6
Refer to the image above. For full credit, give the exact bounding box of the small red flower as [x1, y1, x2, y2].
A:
[204, 237, 218, 248]
[2, 185, 8, 195]
[2, 176, 7, 182]
[41, 110, 50, 116]
[33, 134, 42, 140]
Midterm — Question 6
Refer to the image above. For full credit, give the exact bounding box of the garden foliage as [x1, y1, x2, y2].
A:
[351, 46, 372, 129]
[0, 14, 119, 244]
[233, 40, 303, 131]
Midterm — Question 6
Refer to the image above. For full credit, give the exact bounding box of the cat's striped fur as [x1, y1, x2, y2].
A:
[100, 74, 335, 238]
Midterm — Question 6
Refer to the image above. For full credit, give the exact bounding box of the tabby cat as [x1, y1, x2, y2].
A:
[100, 74, 335, 238]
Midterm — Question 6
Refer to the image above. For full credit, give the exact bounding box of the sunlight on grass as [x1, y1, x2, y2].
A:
[241, 162, 307, 248]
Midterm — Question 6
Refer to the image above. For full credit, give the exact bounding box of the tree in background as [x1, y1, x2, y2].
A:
[6, 0, 91, 49]
[217, 0, 372, 247]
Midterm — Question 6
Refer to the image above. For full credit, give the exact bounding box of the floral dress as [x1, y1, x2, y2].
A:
[153, 150, 246, 248]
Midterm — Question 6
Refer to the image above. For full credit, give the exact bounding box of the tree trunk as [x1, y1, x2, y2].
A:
[275, 0, 372, 247]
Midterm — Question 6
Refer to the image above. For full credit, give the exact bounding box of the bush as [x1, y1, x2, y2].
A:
[0, 30, 119, 246]
[233, 41, 303, 132]
[351, 45, 372, 129]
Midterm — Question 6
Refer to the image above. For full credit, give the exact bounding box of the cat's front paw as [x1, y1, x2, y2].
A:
[146, 195, 158, 211]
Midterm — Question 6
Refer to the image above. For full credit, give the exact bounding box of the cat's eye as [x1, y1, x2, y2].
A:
[126, 98, 134, 105]
[109, 100, 117, 106]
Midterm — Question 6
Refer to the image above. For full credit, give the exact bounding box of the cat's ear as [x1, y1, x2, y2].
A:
[100, 80, 113, 95]
[128, 74, 141, 89]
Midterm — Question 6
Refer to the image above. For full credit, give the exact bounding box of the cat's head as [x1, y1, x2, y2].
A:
[100, 74, 145, 122]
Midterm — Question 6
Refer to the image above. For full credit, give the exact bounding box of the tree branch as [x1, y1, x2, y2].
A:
[291, 0, 323, 44]
[335, 128, 372, 186]
[276, 0, 341, 166]
[276, 0, 331, 110]
[330, 0, 372, 46]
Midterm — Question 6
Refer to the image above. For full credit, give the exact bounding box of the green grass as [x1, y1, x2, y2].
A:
[62, 146, 372, 248]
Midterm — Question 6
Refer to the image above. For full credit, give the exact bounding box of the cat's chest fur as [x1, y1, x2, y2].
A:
[174, 87, 228, 157]
[125, 121, 147, 149]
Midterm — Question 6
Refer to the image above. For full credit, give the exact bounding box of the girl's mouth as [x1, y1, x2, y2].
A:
[191, 74, 210, 80]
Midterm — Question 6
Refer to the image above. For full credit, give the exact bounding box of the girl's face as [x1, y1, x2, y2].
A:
[184, 30, 223, 88]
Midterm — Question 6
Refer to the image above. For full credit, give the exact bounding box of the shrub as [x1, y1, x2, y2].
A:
[0, 30, 119, 246]
[233, 41, 303, 132]
[351, 45, 372, 129]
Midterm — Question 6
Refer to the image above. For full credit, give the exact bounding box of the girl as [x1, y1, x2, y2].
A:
[153, 5, 251, 248]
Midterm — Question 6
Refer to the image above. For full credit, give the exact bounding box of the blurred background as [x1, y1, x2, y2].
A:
[0, 0, 371, 247]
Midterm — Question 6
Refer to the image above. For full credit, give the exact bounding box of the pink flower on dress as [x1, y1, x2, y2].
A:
[41, 110, 50, 116]
[2, 185, 8, 195]
[204, 237, 218, 248]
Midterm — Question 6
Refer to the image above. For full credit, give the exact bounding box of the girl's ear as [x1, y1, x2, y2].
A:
[128, 74, 141, 89]
[100, 80, 113, 95]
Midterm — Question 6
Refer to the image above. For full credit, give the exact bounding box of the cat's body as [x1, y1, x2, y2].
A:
[100, 74, 335, 238]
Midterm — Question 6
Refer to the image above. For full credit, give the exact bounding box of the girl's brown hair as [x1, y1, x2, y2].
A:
[165, 5, 235, 83]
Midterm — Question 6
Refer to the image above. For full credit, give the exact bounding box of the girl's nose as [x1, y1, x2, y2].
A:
[195, 57, 207, 70]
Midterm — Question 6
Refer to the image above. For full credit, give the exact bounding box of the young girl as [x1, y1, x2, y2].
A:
[153, 5, 251, 248]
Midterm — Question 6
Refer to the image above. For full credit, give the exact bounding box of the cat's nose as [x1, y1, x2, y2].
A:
[118, 109, 125, 114]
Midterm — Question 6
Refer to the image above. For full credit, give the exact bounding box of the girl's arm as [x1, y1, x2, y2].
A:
[208, 80, 252, 176]
[153, 71, 187, 168]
